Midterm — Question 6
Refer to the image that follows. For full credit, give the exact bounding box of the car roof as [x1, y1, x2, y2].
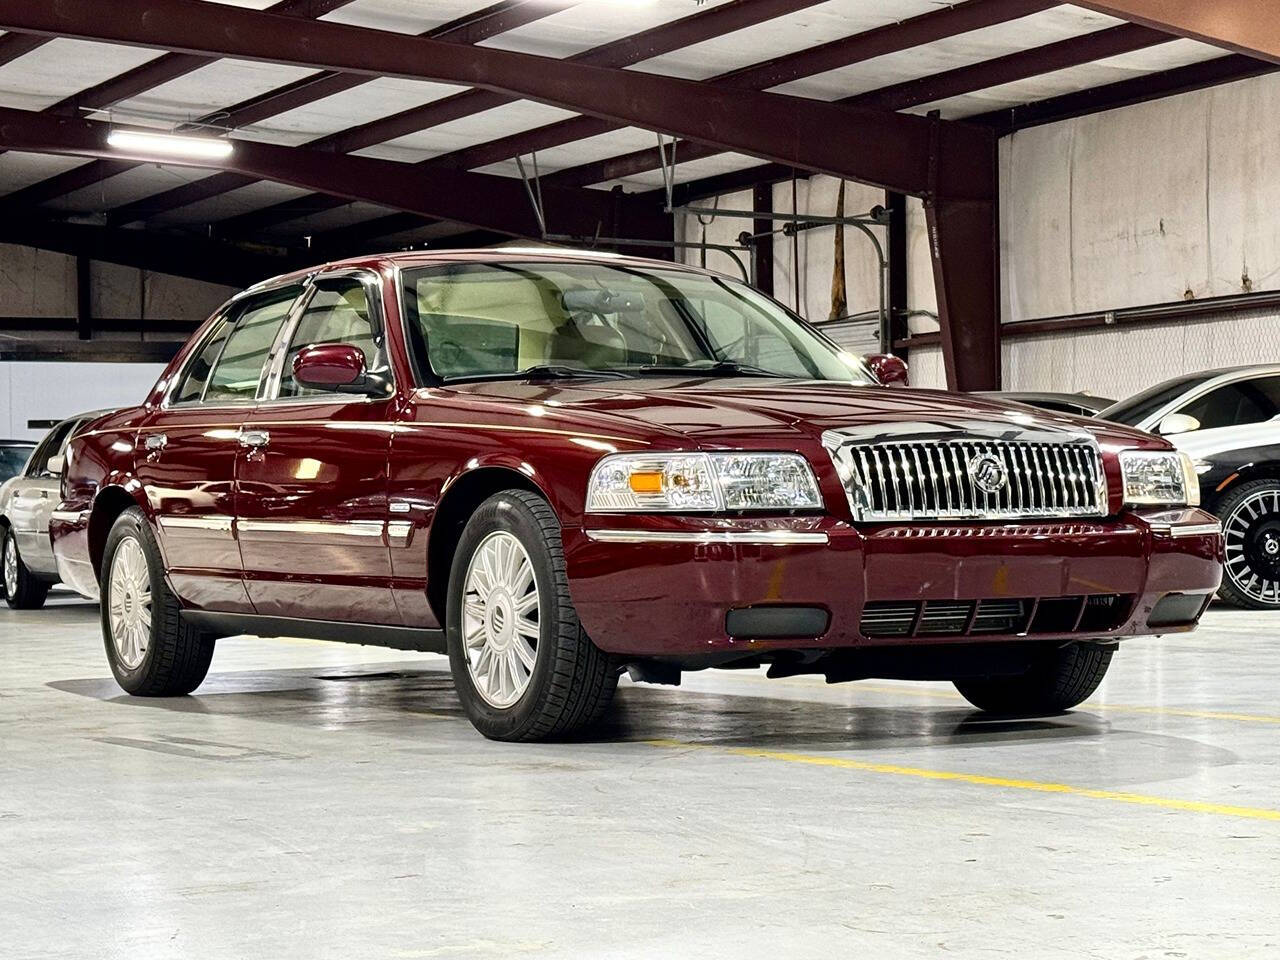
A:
[239, 247, 722, 294]
[0, 439, 36, 446]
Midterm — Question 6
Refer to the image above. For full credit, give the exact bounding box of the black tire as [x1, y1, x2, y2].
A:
[100, 507, 214, 696]
[3, 526, 50, 610]
[953, 642, 1114, 715]
[446, 489, 617, 742]
[1215, 479, 1280, 610]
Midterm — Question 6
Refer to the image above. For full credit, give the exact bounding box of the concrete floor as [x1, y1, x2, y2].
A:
[2, 595, 1278, 960]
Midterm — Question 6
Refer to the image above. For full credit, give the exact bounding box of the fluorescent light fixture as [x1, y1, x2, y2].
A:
[106, 129, 233, 160]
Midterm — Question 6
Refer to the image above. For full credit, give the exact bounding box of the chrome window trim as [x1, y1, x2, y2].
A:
[257, 267, 396, 406]
[584, 529, 829, 545]
[162, 280, 308, 410]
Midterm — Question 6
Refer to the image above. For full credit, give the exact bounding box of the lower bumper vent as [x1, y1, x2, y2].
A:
[860, 594, 1132, 639]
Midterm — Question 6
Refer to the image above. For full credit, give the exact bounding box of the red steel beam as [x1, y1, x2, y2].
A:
[311, 0, 833, 157]
[0, 0, 996, 203]
[1076, 0, 1280, 64]
[845, 22, 1166, 111]
[114, 0, 830, 230]
[0, 31, 48, 66]
[970, 52, 1278, 131]
[545, 21, 1166, 190]
[0, 107, 667, 242]
[0, 0, 362, 209]
[224, 0, 1036, 238]
[10, 1, 574, 225]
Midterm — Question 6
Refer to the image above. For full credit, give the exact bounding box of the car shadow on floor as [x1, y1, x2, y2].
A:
[48, 663, 1112, 753]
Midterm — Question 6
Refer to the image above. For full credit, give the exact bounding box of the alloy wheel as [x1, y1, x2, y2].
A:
[108, 536, 153, 669]
[462, 531, 541, 708]
[3, 535, 17, 597]
[1223, 488, 1280, 606]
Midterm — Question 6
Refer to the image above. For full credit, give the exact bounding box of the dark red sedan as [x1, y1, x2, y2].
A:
[52, 250, 1223, 741]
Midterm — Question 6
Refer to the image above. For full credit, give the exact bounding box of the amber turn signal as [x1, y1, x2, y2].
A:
[628, 472, 664, 494]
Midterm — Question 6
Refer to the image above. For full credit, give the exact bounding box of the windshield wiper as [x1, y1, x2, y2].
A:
[635, 360, 781, 378]
[444, 364, 630, 384]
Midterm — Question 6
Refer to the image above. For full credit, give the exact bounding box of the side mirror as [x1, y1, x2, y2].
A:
[866, 353, 909, 387]
[292, 343, 385, 395]
[1157, 413, 1200, 436]
[47, 454, 64, 477]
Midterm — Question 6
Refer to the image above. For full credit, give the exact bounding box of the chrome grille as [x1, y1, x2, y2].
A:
[824, 425, 1106, 522]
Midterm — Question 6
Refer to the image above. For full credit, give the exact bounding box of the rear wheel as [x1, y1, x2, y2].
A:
[1217, 479, 1280, 609]
[101, 507, 214, 696]
[3, 527, 50, 609]
[954, 642, 1113, 715]
[446, 489, 617, 741]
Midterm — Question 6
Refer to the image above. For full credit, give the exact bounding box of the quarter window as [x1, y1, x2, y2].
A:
[173, 316, 233, 404]
[278, 279, 387, 399]
[203, 288, 301, 403]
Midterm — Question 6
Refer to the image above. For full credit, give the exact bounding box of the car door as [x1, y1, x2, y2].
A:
[137, 284, 304, 614]
[236, 270, 401, 624]
[9, 418, 76, 576]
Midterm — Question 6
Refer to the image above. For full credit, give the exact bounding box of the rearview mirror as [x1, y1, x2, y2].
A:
[1157, 413, 1200, 436]
[866, 353, 909, 387]
[47, 454, 64, 477]
[293, 343, 386, 395]
[562, 288, 645, 315]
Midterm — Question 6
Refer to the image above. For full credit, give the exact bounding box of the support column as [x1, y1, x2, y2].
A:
[923, 111, 1000, 391]
[752, 182, 773, 296]
[884, 190, 908, 359]
[75, 254, 91, 341]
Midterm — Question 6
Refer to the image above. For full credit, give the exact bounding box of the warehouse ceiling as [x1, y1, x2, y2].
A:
[0, 0, 1269, 267]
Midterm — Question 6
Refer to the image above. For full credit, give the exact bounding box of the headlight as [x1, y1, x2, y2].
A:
[586, 452, 823, 512]
[1118, 450, 1200, 507]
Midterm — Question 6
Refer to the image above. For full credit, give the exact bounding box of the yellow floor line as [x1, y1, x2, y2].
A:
[644, 739, 1280, 822]
[717, 676, 1280, 725]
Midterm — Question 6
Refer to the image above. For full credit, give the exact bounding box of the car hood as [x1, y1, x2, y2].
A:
[443, 377, 1162, 450]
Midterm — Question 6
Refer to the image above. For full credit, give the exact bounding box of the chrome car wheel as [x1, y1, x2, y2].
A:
[462, 531, 540, 708]
[3, 534, 16, 597]
[108, 536, 153, 669]
[1223, 488, 1280, 606]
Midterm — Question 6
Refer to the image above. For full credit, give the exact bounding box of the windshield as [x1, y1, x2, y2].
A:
[400, 260, 876, 384]
[1097, 372, 1217, 426]
[0, 445, 34, 480]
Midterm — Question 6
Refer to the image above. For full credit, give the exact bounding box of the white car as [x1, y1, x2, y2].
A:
[1, 411, 113, 608]
[1099, 366, 1280, 608]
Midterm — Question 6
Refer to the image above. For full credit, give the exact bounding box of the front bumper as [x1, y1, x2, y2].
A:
[563, 508, 1223, 658]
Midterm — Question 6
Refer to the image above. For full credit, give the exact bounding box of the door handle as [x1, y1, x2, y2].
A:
[239, 430, 270, 449]
[145, 433, 168, 451]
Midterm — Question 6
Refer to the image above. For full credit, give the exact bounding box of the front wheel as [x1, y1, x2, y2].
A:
[101, 507, 214, 696]
[446, 490, 617, 742]
[954, 642, 1114, 715]
[1217, 479, 1280, 609]
[3, 527, 50, 609]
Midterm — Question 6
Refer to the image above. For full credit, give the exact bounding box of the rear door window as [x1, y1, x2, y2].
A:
[203, 287, 301, 403]
[173, 316, 234, 404]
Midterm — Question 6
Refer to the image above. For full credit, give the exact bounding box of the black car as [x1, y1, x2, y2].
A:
[977, 391, 1115, 418]
[1099, 365, 1280, 609]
